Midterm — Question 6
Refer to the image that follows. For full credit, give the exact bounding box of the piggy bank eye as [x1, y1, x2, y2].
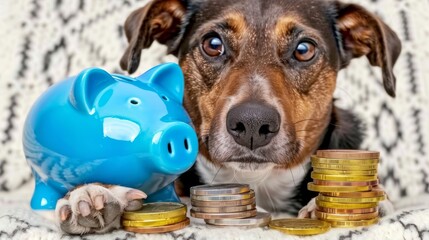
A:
[129, 98, 141, 105]
[161, 96, 169, 101]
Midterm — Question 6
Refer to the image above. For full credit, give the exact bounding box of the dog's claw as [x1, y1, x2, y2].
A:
[59, 205, 71, 222]
[126, 189, 147, 201]
[298, 197, 317, 219]
[94, 195, 105, 210]
[78, 201, 91, 217]
[298, 208, 309, 218]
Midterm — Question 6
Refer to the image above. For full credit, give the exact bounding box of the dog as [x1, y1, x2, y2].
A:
[52, 0, 401, 234]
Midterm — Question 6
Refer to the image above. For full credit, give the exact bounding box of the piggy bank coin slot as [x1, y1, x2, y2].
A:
[113, 75, 136, 82]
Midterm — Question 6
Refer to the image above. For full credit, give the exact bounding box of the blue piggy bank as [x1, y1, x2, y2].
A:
[23, 63, 198, 210]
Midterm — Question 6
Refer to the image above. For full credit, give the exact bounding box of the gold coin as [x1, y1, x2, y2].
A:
[322, 188, 385, 198]
[311, 156, 379, 165]
[316, 199, 378, 209]
[313, 179, 379, 187]
[313, 168, 378, 176]
[191, 203, 256, 213]
[316, 150, 380, 159]
[204, 212, 271, 227]
[316, 206, 378, 214]
[311, 172, 378, 182]
[190, 183, 250, 195]
[123, 217, 190, 234]
[312, 163, 378, 170]
[191, 190, 255, 201]
[269, 219, 331, 236]
[308, 182, 372, 193]
[326, 217, 379, 228]
[123, 202, 187, 221]
[318, 194, 386, 203]
[190, 209, 257, 219]
[315, 210, 379, 221]
[122, 215, 186, 227]
[191, 197, 255, 207]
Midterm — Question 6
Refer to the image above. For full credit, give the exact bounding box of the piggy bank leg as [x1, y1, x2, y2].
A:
[31, 173, 65, 210]
[145, 182, 180, 203]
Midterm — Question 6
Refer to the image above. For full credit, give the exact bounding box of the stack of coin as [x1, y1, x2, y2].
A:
[308, 150, 386, 228]
[190, 183, 271, 227]
[122, 202, 189, 233]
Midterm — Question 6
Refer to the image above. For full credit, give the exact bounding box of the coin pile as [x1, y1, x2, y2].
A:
[308, 150, 386, 228]
[190, 183, 271, 227]
[122, 202, 189, 234]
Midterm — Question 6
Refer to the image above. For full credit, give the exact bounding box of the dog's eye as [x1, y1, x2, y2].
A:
[294, 42, 316, 62]
[202, 36, 224, 57]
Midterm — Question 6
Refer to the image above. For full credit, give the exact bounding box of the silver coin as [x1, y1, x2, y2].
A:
[190, 209, 257, 219]
[190, 183, 250, 195]
[191, 190, 255, 201]
[191, 197, 256, 207]
[191, 203, 256, 213]
[204, 212, 272, 227]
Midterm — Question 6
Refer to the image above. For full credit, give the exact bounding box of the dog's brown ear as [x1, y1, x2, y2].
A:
[335, 2, 401, 97]
[120, 0, 187, 74]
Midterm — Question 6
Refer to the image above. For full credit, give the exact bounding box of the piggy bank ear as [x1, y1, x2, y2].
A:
[139, 63, 184, 103]
[70, 68, 116, 114]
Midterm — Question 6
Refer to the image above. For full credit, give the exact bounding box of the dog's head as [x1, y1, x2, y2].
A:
[120, 0, 401, 172]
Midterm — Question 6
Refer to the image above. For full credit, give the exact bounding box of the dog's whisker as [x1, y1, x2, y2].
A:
[293, 119, 341, 128]
[289, 169, 296, 187]
[336, 87, 354, 102]
[233, 169, 239, 183]
[295, 129, 317, 133]
[263, 183, 277, 213]
[293, 118, 322, 125]
[294, 129, 323, 136]
[210, 164, 223, 184]
[294, 134, 318, 140]
[300, 162, 307, 174]
[328, 122, 341, 128]
[295, 137, 313, 146]
[296, 132, 314, 141]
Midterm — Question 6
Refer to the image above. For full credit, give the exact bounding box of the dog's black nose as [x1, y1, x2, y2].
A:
[226, 102, 280, 150]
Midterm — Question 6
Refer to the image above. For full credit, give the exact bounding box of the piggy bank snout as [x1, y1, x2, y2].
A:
[152, 122, 198, 174]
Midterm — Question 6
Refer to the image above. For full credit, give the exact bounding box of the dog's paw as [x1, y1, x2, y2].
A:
[298, 197, 317, 219]
[55, 184, 147, 234]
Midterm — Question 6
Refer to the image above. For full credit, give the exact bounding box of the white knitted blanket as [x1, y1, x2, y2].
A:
[2, 184, 429, 240]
